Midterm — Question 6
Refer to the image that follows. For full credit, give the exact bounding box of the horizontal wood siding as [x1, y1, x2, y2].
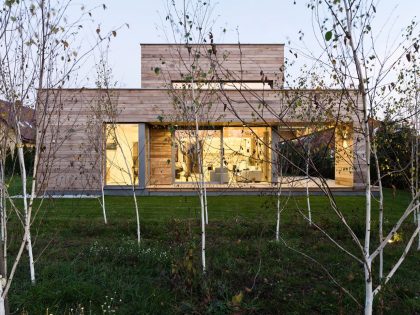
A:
[37, 88, 366, 192]
[141, 44, 284, 89]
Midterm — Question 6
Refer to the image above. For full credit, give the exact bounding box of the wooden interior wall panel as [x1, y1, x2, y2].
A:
[335, 124, 354, 186]
[149, 128, 172, 185]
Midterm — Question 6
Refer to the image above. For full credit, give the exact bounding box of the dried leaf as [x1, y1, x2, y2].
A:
[231, 291, 243, 306]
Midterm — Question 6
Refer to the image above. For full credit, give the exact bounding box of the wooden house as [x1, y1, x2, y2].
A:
[37, 44, 367, 195]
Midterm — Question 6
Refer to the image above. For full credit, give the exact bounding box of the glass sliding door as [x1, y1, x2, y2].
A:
[105, 124, 139, 185]
[173, 129, 222, 183]
[222, 127, 271, 183]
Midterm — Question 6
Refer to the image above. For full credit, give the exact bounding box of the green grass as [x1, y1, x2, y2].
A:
[6, 189, 420, 314]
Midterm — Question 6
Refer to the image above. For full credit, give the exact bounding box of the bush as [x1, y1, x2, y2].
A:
[370, 123, 416, 190]
[4, 145, 35, 177]
[276, 134, 335, 180]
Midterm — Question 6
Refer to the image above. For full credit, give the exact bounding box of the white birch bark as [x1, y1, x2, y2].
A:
[193, 76, 206, 273]
[305, 141, 312, 226]
[186, 29, 207, 270]
[276, 154, 283, 241]
[0, 281, 5, 315]
[192, 115, 206, 273]
[16, 145, 35, 284]
[12, 111, 35, 284]
[343, 1, 373, 312]
[276, 185, 281, 242]
[100, 132, 107, 224]
[120, 138, 141, 244]
[100, 179, 107, 225]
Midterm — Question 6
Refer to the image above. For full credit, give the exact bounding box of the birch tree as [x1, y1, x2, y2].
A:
[157, 0, 226, 273]
[205, 1, 419, 312]
[296, 1, 420, 313]
[0, 1, 118, 313]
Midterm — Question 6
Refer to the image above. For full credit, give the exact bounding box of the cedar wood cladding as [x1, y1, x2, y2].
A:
[141, 44, 285, 89]
[37, 87, 365, 192]
[36, 43, 366, 192]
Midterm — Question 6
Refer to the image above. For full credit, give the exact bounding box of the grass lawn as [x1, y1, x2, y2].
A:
[6, 189, 420, 314]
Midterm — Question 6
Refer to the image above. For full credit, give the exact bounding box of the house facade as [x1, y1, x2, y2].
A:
[37, 44, 367, 195]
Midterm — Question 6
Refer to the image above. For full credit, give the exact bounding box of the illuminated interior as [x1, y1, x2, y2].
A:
[174, 130, 222, 182]
[101, 123, 347, 187]
[105, 124, 139, 185]
[173, 127, 271, 183]
[223, 127, 271, 183]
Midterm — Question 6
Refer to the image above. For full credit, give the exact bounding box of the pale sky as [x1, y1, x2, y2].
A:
[70, 0, 419, 88]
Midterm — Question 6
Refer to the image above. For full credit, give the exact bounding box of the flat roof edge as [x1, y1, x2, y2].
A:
[40, 87, 359, 92]
[140, 43, 285, 46]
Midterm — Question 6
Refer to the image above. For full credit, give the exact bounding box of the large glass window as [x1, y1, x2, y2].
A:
[105, 124, 139, 185]
[222, 127, 271, 183]
[173, 129, 222, 183]
[172, 127, 271, 184]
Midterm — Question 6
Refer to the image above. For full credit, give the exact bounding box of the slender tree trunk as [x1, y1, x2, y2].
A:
[0, 283, 5, 315]
[306, 141, 312, 226]
[188, 44, 206, 271]
[0, 160, 4, 242]
[100, 180, 107, 224]
[276, 156, 283, 241]
[116, 132, 141, 244]
[0, 160, 10, 315]
[194, 122, 206, 273]
[0, 159, 8, 315]
[416, 134, 420, 250]
[204, 177, 208, 225]
[412, 136, 416, 223]
[123, 151, 140, 244]
[16, 145, 35, 284]
[343, 2, 373, 312]
[415, 90, 419, 249]
[26, 125, 42, 285]
[276, 186, 281, 241]
[12, 114, 36, 283]
[372, 133, 384, 279]
[364, 258, 373, 315]
[199, 170, 206, 273]
[132, 185, 140, 244]
[362, 97, 373, 315]
[100, 137, 107, 224]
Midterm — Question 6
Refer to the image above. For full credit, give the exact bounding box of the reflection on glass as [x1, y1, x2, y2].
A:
[174, 130, 222, 183]
[223, 127, 271, 183]
[173, 127, 271, 184]
[105, 124, 139, 185]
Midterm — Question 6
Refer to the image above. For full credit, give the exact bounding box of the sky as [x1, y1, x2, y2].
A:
[69, 0, 420, 88]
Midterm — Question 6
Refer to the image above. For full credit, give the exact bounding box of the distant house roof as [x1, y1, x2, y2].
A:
[0, 100, 36, 144]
